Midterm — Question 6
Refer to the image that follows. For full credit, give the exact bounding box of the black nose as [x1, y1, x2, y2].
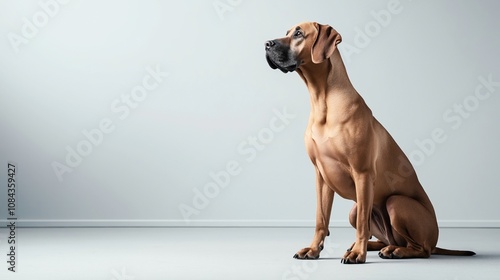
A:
[265, 40, 275, 50]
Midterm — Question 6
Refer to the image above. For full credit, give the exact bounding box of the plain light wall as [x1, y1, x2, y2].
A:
[0, 0, 499, 227]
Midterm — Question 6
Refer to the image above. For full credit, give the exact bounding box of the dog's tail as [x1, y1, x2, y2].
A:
[432, 247, 476, 256]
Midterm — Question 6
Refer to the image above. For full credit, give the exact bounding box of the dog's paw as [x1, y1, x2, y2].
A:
[378, 245, 431, 259]
[378, 245, 401, 259]
[293, 247, 322, 259]
[341, 248, 366, 264]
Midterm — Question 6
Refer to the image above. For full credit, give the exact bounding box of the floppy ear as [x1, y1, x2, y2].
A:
[311, 22, 342, 64]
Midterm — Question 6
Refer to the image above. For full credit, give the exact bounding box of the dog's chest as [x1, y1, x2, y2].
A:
[305, 130, 356, 200]
[306, 123, 352, 161]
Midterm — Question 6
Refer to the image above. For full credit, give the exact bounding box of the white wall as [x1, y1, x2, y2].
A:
[1, 0, 499, 227]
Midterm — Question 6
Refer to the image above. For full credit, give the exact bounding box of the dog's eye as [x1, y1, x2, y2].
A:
[293, 30, 303, 38]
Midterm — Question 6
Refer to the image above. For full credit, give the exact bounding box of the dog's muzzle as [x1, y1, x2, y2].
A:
[265, 40, 299, 73]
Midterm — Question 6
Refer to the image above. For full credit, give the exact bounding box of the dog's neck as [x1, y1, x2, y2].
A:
[297, 50, 362, 124]
[297, 50, 355, 96]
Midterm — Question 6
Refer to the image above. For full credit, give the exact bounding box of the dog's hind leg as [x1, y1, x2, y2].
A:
[348, 204, 393, 252]
[378, 195, 439, 259]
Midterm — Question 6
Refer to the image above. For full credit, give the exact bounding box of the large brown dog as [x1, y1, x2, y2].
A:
[265, 22, 475, 264]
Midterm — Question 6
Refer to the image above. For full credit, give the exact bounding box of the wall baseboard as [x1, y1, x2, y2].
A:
[3, 219, 500, 228]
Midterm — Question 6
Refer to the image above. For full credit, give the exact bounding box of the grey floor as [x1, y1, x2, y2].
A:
[0, 227, 498, 280]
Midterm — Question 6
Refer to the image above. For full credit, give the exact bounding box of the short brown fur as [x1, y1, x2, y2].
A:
[265, 22, 475, 264]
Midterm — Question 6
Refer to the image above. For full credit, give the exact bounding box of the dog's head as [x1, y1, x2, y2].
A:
[265, 22, 342, 73]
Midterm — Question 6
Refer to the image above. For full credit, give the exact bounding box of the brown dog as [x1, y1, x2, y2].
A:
[265, 22, 475, 264]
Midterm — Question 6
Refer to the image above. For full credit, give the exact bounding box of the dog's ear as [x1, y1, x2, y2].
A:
[311, 23, 342, 64]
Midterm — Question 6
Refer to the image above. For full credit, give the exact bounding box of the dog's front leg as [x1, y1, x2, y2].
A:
[341, 172, 374, 264]
[294, 169, 334, 259]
